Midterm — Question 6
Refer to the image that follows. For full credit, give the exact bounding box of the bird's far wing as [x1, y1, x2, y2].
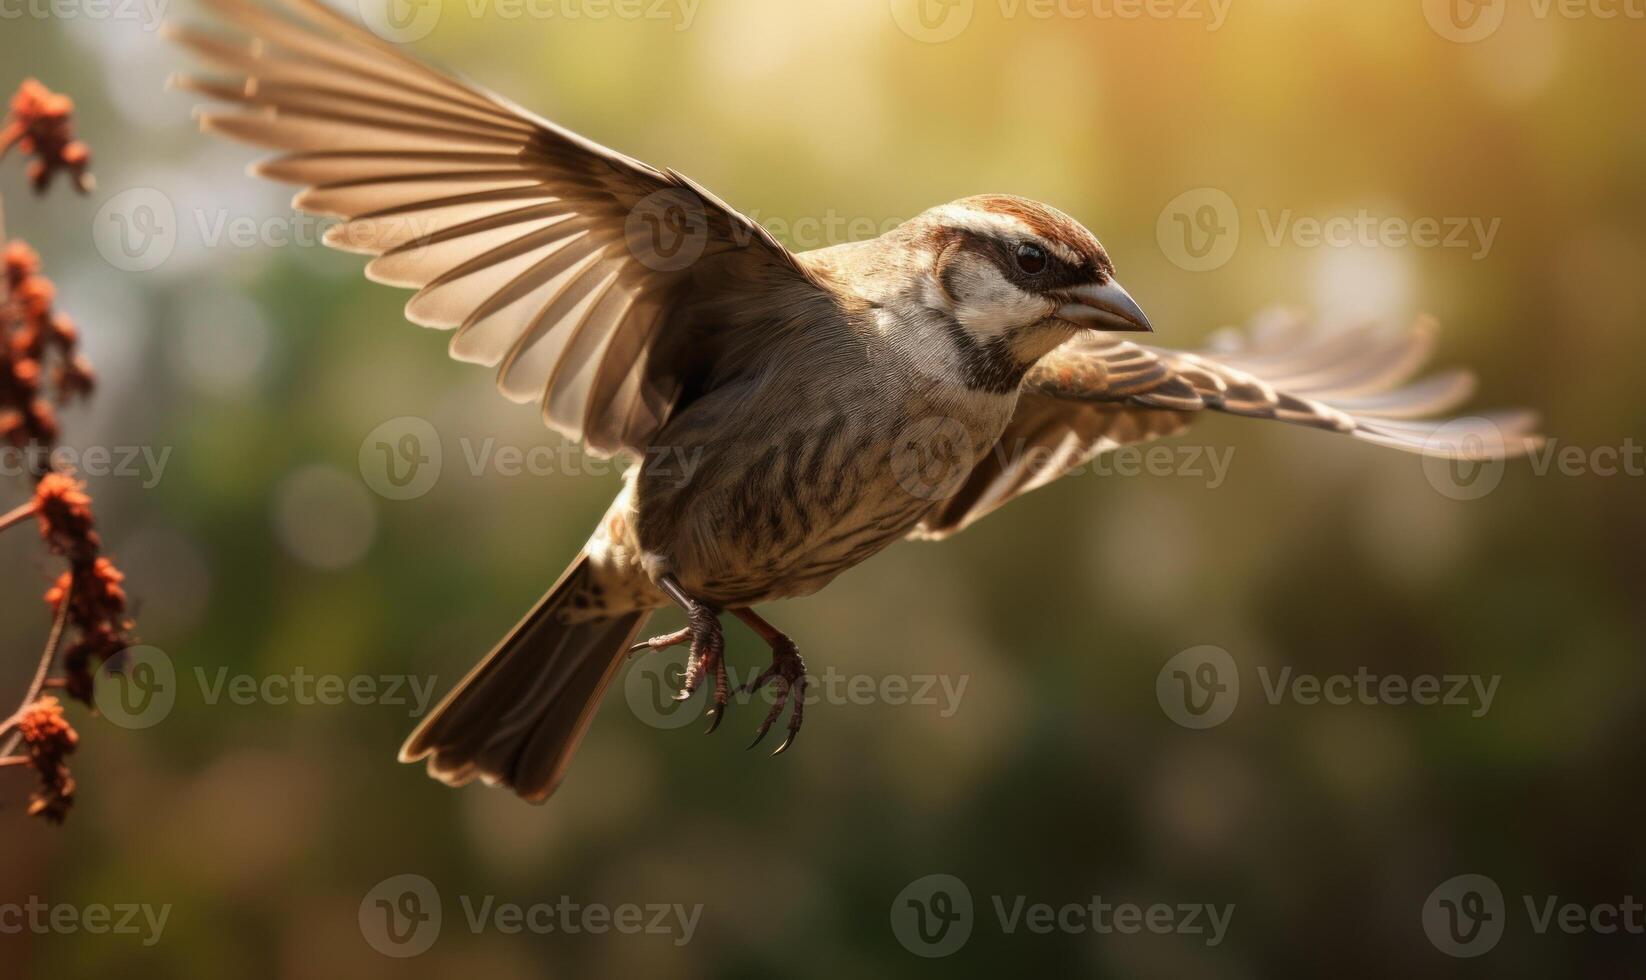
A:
[169, 0, 828, 456]
[912, 308, 1543, 539]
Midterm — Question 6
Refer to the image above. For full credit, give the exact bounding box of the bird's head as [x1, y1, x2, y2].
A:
[855, 194, 1152, 392]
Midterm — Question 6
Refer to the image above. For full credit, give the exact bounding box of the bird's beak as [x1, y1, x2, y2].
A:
[1056, 280, 1153, 333]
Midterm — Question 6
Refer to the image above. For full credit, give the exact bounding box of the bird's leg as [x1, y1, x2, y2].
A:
[628, 574, 728, 734]
[732, 607, 808, 755]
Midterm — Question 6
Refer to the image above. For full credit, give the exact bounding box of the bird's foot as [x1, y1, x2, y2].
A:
[741, 633, 808, 755]
[631, 602, 728, 734]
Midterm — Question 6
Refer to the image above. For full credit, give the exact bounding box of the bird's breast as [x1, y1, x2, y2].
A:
[634, 376, 1018, 606]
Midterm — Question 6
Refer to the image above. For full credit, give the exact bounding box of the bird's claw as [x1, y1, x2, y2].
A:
[743, 639, 807, 755]
[628, 627, 691, 656]
[703, 701, 726, 736]
[649, 604, 728, 734]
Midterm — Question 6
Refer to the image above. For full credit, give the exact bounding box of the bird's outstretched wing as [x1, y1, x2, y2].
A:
[913, 309, 1543, 539]
[169, 0, 830, 456]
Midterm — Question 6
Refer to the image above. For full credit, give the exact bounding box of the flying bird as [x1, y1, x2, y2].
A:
[170, 0, 1541, 802]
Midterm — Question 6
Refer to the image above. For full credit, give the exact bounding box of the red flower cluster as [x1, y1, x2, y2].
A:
[2, 241, 95, 452]
[34, 471, 99, 556]
[0, 78, 124, 824]
[0, 79, 92, 195]
[47, 560, 133, 705]
[15, 696, 77, 822]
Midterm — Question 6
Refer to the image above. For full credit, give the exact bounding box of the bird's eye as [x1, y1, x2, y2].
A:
[1015, 242, 1048, 275]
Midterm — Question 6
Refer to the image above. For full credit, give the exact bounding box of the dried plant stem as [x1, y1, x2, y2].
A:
[0, 577, 72, 755]
[0, 498, 36, 534]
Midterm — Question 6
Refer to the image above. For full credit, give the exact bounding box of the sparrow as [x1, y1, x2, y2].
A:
[170, 0, 1542, 802]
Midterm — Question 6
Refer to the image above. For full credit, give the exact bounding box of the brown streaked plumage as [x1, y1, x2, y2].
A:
[172, 0, 1542, 802]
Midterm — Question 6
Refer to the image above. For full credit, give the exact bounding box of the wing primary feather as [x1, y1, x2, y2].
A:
[172, 0, 835, 462]
[955, 312, 1542, 538]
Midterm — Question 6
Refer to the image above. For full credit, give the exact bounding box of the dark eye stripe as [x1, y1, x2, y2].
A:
[939, 227, 1103, 292]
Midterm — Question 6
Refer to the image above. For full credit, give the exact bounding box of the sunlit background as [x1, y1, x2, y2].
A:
[3, 0, 1644, 975]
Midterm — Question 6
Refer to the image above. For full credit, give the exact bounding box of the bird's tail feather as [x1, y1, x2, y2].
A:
[399, 553, 649, 802]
